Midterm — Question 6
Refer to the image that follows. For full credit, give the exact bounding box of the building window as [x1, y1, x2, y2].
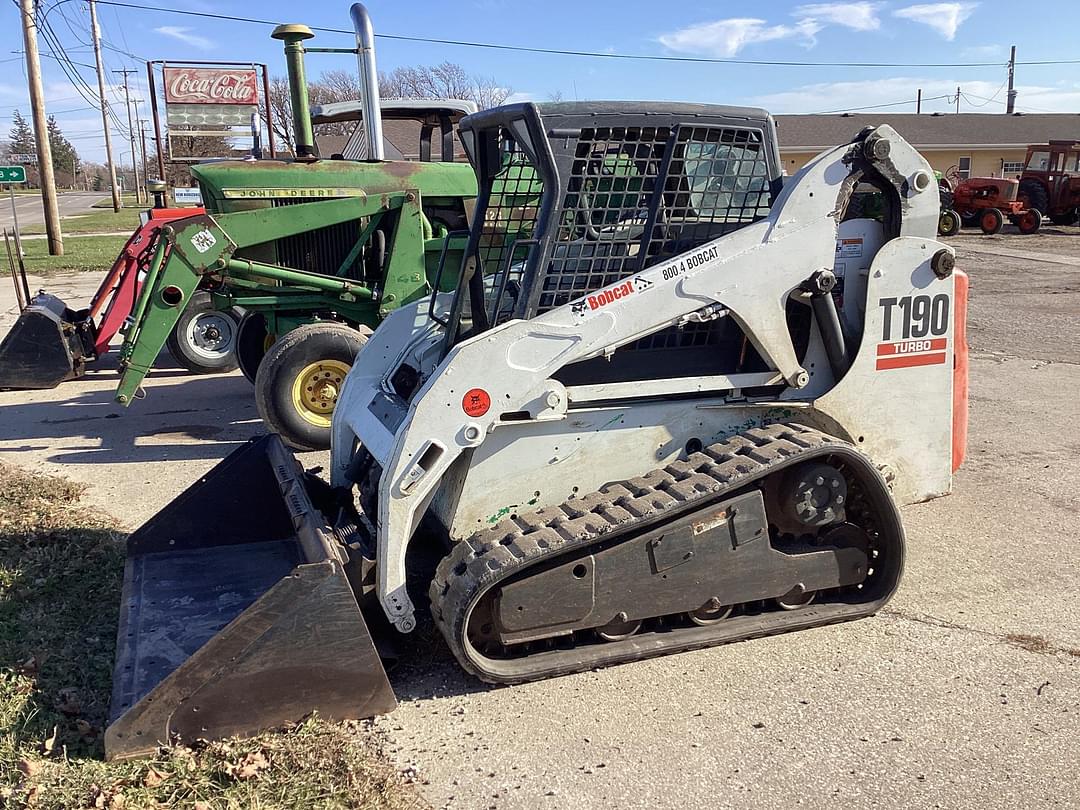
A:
[957, 156, 971, 180]
[1002, 161, 1024, 175]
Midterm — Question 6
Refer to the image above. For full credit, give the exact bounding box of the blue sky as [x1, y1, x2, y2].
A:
[3, 1, 1079, 164]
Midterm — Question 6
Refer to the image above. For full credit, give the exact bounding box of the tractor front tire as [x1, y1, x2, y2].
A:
[938, 209, 961, 236]
[236, 311, 274, 384]
[164, 290, 241, 374]
[1016, 208, 1043, 235]
[1018, 179, 1049, 215]
[979, 208, 1004, 235]
[254, 322, 367, 452]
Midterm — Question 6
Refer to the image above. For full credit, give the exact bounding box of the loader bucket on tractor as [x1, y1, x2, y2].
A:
[104, 434, 396, 761]
[0, 293, 96, 389]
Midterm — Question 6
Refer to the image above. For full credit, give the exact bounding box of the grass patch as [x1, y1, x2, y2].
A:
[19, 235, 127, 275]
[24, 208, 141, 236]
[0, 463, 426, 810]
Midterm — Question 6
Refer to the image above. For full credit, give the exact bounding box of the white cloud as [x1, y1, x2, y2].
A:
[794, 2, 882, 31]
[154, 26, 215, 51]
[892, 3, 977, 41]
[959, 43, 1004, 60]
[751, 76, 1080, 115]
[659, 17, 823, 58]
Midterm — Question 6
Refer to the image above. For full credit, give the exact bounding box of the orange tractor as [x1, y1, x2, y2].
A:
[951, 176, 1042, 235]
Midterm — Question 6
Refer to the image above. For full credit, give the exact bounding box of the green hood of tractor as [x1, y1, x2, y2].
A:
[191, 158, 477, 214]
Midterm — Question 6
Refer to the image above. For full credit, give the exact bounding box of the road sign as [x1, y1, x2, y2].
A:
[10, 153, 36, 164]
[0, 166, 26, 184]
[173, 186, 203, 204]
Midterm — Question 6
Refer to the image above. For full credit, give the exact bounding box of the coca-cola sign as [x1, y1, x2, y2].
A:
[163, 67, 258, 106]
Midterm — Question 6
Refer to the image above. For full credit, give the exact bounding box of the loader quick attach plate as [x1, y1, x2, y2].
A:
[0, 293, 96, 389]
[105, 435, 396, 761]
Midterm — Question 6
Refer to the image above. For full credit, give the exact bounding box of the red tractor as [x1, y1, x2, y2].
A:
[1017, 140, 1080, 225]
[952, 176, 1042, 235]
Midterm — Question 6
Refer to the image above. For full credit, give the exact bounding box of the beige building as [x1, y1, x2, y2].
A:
[775, 113, 1080, 179]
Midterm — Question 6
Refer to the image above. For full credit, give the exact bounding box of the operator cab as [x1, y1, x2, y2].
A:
[312, 98, 477, 162]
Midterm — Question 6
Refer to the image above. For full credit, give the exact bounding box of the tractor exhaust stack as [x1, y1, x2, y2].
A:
[271, 23, 317, 159]
[351, 3, 385, 160]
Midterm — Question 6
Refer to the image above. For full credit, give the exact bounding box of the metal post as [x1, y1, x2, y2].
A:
[8, 185, 25, 259]
[1006, 46, 1017, 114]
[271, 24, 316, 159]
[90, 0, 121, 213]
[260, 64, 277, 158]
[916, 89, 921, 114]
[115, 69, 142, 204]
[352, 3, 384, 161]
[956, 87, 961, 113]
[18, 0, 63, 255]
[139, 120, 150, 190]
[148, 61, 167, 183]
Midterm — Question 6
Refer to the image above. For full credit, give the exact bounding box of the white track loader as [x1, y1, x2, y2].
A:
[104, 101, 967, 758]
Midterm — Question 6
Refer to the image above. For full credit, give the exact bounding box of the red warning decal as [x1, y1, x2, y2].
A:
[462, 388, 491, 417]
[876, 338, 948, 370]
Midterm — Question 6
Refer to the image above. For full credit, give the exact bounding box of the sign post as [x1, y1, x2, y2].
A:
[0, 165, 28, 257]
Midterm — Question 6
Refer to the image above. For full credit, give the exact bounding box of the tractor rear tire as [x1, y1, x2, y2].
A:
[164, 290, 241, 374]
[254, 322, 367, 452]
[1049, 209, 1078, 226]
[1018, 179, 1049, 215]
[979, 208, 1004, 235]
[236, 311, 274, 384]
[938, 209, 961, 236]
[1016, 208, 1043, 235]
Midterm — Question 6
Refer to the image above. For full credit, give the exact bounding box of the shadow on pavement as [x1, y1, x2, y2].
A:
[0, 362, 263, 464]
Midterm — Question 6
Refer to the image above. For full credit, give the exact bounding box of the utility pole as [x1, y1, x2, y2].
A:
[138, 119, 150, 189]
[114, 68, 141, 204]
[18, 0, 63, 255]
[1006, 46, 1017, 114]
[956, 86, 961, 114]
[89, 0, 121, 212]
[916, 88, 922, 114]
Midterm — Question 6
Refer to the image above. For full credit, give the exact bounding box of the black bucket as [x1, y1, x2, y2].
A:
[104, 434, 396, 761]
[0, 293, 96, 389]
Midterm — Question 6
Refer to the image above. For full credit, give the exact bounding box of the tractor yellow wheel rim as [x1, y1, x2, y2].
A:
[291, 359, 350, 428]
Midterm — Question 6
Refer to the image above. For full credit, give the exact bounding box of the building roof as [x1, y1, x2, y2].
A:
[775, 112, 1080, 150]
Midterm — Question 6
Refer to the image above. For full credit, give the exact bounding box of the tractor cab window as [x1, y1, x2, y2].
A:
[1026, 151, 1049, 171]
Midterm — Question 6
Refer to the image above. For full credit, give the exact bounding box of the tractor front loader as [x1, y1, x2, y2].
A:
[112, 5, 478, 451]
[0, 204, 213, 390]
[105, 101, 967, 760]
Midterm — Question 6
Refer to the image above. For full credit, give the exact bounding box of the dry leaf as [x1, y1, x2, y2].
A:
[17, 758, 42, 777]
[26, 784, 41, 805]
[110, 793, 127, 809]
[54, 687, 81, 716]
[225, 751, 269, 780]
[193, 802, 211, 810]
[75, 719, 98, 741]
[143, 767, 167, 788]
[41, 726, 58, 756]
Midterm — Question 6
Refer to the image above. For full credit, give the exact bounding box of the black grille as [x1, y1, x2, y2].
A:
[536, 124, 770, 315]
[271, 198, 361, 279]
[476, 132, 544, 322]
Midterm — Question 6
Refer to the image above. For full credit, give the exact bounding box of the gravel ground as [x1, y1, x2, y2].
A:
[1, 227, 1077, 809]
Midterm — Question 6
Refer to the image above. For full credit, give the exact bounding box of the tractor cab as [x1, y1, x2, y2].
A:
[312, 98, 476, 162]
[1019, 140, 1080, 225]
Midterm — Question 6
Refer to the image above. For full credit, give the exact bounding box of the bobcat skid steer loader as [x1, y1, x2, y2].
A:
[105, 101, 967, 759]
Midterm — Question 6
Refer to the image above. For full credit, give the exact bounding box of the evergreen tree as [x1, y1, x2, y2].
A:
[46, 116, 79, 178]
[9, 110, 34, 154]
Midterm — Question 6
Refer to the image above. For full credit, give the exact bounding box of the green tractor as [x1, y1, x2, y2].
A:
[114, 7, 479, 451]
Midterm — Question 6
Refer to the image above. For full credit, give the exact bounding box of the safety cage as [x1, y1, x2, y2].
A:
[435, 101, 783, 356]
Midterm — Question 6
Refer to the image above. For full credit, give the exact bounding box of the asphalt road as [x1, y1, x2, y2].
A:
[0, 227, 1077, 809]
[0, 190, 103, 231]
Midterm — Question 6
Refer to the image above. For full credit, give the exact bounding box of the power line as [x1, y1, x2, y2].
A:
[813, 94, 953, 115]
[41, 0, 1080, 69]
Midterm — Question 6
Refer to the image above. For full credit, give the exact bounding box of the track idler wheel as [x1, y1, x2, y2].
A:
[689, 599, 734, 626]
[782, 462, 847, 527]
[595, 614, 642, 642]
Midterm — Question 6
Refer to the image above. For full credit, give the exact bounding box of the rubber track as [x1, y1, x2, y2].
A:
[429, 422, 868, 683]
